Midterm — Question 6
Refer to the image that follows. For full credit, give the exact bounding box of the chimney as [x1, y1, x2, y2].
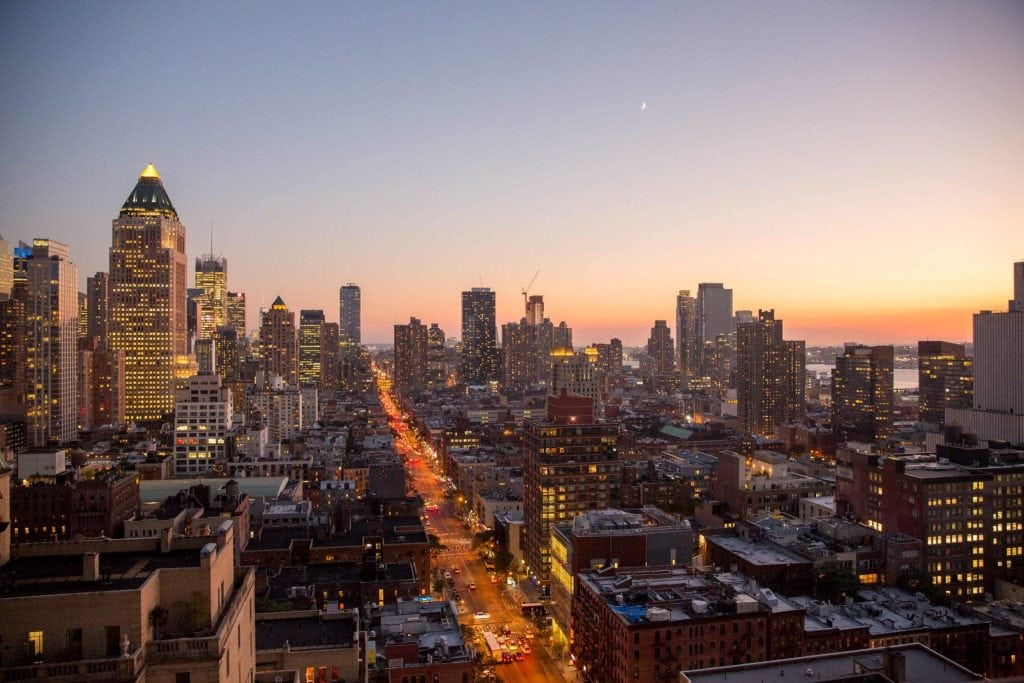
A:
[884, 650, 906, 683]
[83, 552, 100, 581]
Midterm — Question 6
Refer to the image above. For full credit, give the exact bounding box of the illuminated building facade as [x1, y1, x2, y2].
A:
[426, 323, 446, 385]
[259, 296, 298, 386]
[522, 392, 619, 587]
[298, 309, 325, 386]
[832, 344, 894, 442]
[339, 283, 361, 351]
[195, 253, 228, 339]
[227, 290, 246, 333]
[0, 298, 25, 409]
[676, 289, 699, 382]
[86, 271, 109, 349]
[550, 347, 599, 404]
[460, 287, 497, 385]
[501, 318, 536, 390]
[394, 316, 428, 395]
[109, 164, 189, 422]
[736, 310, 805, 437]
[173, 373, 233, 476]
[918, 341, 973, 426]
[526, 294, 544, 326]
[23, 239, 78, 447]
[320, 321, 340, 390]
[0, 235, 11, 299]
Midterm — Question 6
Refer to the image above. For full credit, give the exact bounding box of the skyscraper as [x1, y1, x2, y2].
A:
[523, 392, 619, 587]
[259, 297, 298, 386]
[736, 310, 805, 438]
[173, 374, 232, 477]
[109, 164, 189, 422]
[553, 321, 573, 350]
[502, 319, 537, 390]
[918, 341, 973, 426]
[427, 323, 446, 386]
[394, 317, 428, 395]
[195, 254, 228, 340]
[0, 298, 25, 409]
[832, 344, 894, 443]
[526, 294, 544, 326]
[0, 236, 12, 300]
[320, 322, 340, 391]
[461, 287, 497, 385]
[339, 284, 361, 350]
[550, 347, 599, 403]
[697, 282, 733, 371]
[298, 309, 325, 386]
[226, 291, 246, 333]
[973, 261, 1024, 414]
[647, 319, 675, 376]
[676, 290, 699, 381]
[595, 338, 624, 391]
[86, 272, 109, 349]
[23, 239, 78, 446]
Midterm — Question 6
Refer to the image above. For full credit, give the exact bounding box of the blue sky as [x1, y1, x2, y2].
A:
[2, 1, 1022, 344]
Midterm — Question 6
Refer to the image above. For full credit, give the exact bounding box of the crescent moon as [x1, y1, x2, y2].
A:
[641, 102, 647, 110]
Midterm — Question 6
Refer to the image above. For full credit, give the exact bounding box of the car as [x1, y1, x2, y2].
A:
[452, 567, 462, 574]
[468, 582, 476, 590]
[489, 574, 499, 584]
[521, 644, 531, 654]
[473, 611, 490, 620]
[453, 591, 462, 600]
[514, 652, 525, 662]
[444, 571, 452, 579]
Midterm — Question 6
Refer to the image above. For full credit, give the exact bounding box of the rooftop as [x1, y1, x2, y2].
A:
[682, 643, 982, 682]
[255, 613, 356, 651]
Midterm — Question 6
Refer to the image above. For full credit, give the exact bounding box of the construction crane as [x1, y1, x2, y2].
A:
[521, 269, 540, 314]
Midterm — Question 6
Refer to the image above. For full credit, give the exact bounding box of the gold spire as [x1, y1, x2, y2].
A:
[139, 163, 161, 180]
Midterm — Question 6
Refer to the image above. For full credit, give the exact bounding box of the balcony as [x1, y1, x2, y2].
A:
[0, 647, 144, 682]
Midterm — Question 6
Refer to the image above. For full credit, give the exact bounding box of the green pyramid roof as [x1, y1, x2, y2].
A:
[120, 164, 177, 218]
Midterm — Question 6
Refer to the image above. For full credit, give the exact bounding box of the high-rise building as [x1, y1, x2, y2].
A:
[918, 341, 973, 426]
[736, 310, 805, 438]
[697, 282, 733, 370]
[226, 290, 246, 333]
[523, 392, 619, 587]
[339, 284, 361, 350]
[212, 326, 241, 382]
[259, 296, 298, 386]
[0, 235, 12, 300]
[298, 309, 325, 386]
[945, 263, 1024, 443]
[461, 287, 497, 385]
[195, 254, 228, 340]
[23, 239, 78, 447]
[831, 344, 894, 442]
[502, 319, 537, 390]
[77, 292, 88, 341]
[78, 336, 125, 430]
[595, 338, 624, 391]
[86, 272, 109, 349]
[0, 298, 25, 409]
[647, 319, 675, 376]
[427, 323, 446, 386]
[173, 373, 233, 476]
[394, 317, 428, 395]
[109, 164, 189, 422]
[186, 287, 203, 348]
[676, 290, 699, 381]
[553, 321, 573, 350]
[973, 261, 1024, 415]
[526, 294, 544, 326]
[535, 318, 555, 382]
[320, 321, 340, 391]
[550, 347, 600, 404]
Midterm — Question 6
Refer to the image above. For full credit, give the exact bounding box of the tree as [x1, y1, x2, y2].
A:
[494, 549, 514, 573]
[472, 530, 493, 549]
[896, 567, 947, 605]
[812, 562, 860, 603]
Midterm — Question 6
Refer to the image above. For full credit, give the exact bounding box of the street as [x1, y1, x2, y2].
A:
[377, 373, 573, 682]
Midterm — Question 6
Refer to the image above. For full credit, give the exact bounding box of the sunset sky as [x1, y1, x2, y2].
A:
[1, 2, 1021, 346]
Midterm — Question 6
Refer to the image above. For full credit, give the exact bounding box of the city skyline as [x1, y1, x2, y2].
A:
[2, 3, 1022, 346]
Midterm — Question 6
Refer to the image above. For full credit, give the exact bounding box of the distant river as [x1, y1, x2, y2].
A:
[808, 363, 918, 391]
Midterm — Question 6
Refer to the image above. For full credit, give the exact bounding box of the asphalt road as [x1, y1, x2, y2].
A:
[378, 376, 573, 682]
